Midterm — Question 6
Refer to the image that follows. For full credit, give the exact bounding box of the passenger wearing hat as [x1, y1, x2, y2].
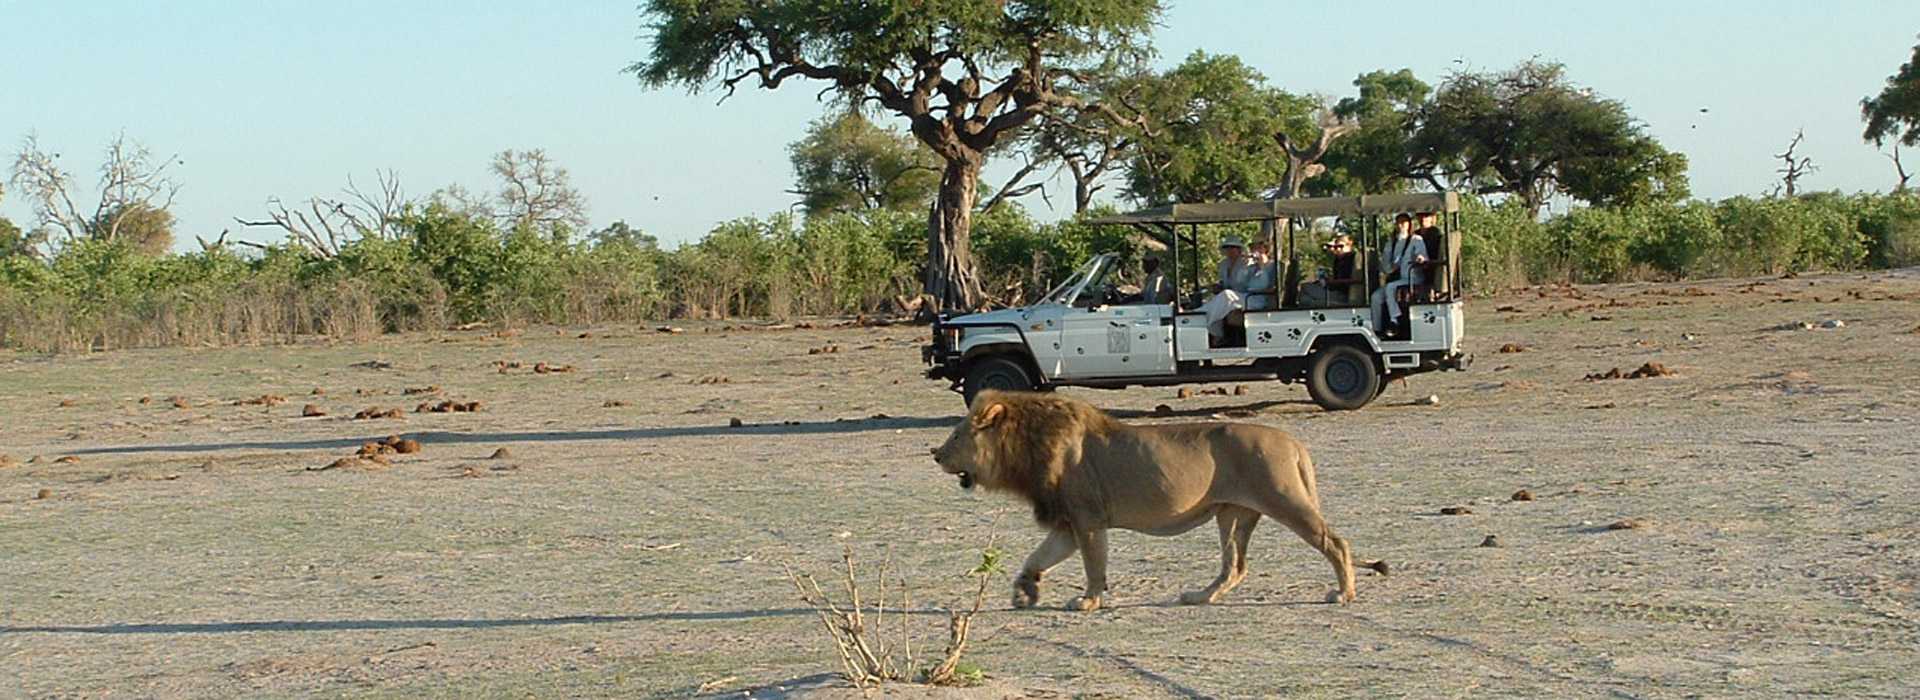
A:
[1199, 236, 1254, 339]
[1370, 213, 1429, 336]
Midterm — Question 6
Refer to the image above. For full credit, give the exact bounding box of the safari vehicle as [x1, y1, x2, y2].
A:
[923, 192, 1470, 411]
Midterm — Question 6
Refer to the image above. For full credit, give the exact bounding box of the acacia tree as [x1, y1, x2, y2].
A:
[628, 0, 1161, 313]
[1410, 61, 1688, 217]
[1863, 37, 1920, 193]
[1122, 52, 1329, 204]
[1863, 38, 1920, 148]
[1316, 69, 1431, 195]
[789, 109, 941, 217]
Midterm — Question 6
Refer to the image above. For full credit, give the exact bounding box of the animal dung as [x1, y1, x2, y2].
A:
[416, 400, 482, 413]
[1585, 362, 1674, 381]
[170, 397, 192, 409]
[402, 386, 441, 395]
[1607, 519, 1643, 531]
[728, 417, 745, 428]
[1439, 506, 1474, 516]
[603, 400, 631, 408]
[353, 407, 404, 420]
[35, 488, 53, 500]
[1511, 489, 1535, 502]
[1497, 343, 1527, 354]
[301, 404, 327, 417]
[532, 362, 575, 374]
[1479, 535, 1501, 548]
[488, 447, 512, 460]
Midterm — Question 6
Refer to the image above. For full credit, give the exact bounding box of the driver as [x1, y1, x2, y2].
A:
[1198, 237, 1253, 339]
[1140, 256, 1173, 305]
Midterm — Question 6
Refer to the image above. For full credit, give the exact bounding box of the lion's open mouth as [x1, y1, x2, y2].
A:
[957, 471, 974, 490]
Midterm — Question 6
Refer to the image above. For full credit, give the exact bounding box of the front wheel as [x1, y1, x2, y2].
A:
[1305, 345, 1381, 411]
[962, 357, 1036, 407]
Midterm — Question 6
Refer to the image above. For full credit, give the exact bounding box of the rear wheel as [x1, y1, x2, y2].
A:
[1306, 345, 1381, 411]
[962, 357, 1036, 407]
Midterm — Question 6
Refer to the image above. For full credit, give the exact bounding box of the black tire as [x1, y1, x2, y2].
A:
[962, 356, 1036, 407]
[1306, 345, 1381, 411]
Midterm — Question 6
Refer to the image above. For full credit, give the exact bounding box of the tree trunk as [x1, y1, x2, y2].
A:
[924, 156, 986, 315]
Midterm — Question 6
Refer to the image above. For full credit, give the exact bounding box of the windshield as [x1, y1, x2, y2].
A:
[1043, 254, 1117, 306]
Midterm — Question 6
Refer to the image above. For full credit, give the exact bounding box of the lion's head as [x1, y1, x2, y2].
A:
[931, 390, 1118, 526]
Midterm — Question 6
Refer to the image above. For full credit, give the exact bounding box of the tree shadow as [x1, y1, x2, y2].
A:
[0, 605, 959, 636]
[66, 416, 963, 457]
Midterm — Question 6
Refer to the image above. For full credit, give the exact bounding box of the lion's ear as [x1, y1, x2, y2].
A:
[972, 402, 1006, 430]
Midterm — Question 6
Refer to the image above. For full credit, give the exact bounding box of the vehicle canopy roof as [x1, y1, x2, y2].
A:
[1088, 192, 1460, 226]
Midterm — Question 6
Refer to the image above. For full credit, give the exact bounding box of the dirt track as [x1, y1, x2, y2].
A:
[4, 270, 1919, 698]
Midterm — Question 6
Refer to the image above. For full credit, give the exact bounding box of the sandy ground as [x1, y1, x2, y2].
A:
[3, 269, 1919, 699]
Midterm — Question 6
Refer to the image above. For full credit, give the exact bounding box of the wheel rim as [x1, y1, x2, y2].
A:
[1326, 357, 1363, 397]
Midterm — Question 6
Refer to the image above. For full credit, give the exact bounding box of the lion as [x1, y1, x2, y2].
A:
[931, 389, 1387, 611]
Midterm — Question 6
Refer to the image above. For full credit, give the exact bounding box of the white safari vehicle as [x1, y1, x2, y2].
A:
[923, 193, 1470, 411]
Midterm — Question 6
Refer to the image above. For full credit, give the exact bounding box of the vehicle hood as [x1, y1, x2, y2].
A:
[947, 305, 1053, 327]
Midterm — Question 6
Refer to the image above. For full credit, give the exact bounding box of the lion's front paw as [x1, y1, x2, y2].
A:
[1325, 588, 1355, 605]
[1066, 595, 1103, 612]
[1012, 588, 1038, 609]
[1178, 590, 1218, 606]
[1012, 574, 1041, 609]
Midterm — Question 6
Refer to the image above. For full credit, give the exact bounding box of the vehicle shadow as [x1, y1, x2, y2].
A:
[65, 416, 963, 456]
[1107, 399, 1312, 420]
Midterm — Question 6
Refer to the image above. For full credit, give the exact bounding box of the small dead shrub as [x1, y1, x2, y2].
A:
[785, 545, 1000, 690]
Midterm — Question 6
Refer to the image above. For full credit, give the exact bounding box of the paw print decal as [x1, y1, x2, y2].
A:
[1310, 311, 1327, 324]
[1351, 315, 1366, 327]
[1423, 311, 1438, 324]
[1286, 328, 1304, 341]
[1256, 330, 1273, 343]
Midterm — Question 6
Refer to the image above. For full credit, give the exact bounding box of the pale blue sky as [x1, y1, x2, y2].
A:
[3, 1, 1917, 250]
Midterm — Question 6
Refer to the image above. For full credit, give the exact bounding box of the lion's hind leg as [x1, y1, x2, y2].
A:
[1179, 506, 1261, 605]
[1249, 493, 1359, 604]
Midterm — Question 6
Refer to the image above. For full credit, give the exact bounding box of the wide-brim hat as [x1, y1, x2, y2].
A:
[1219, 237, 1245, 250]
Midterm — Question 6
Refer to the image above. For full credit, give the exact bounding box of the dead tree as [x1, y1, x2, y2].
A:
[1274, 106, 1359, 200]
[1889, 146, 1913, 194]
[235, 170, 407, 257]
[8, 132, 182, 251]
[1773, 129, 1818, 197]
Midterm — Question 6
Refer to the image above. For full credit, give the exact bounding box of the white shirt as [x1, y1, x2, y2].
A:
[1217, 257, 1254, 293]
[1385, 234, 1429, 286]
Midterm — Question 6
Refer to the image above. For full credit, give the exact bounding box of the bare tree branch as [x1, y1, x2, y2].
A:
[1773, 128, 1817, 197]
[235, 169, 408, 258]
